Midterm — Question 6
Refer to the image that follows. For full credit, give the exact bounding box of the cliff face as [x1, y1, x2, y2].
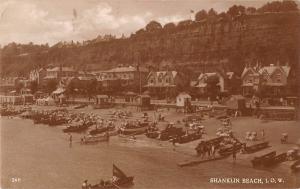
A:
[1, 12, 300, 76]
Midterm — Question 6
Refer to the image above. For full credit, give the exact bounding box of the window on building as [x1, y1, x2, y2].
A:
[276, 74, 281, 82]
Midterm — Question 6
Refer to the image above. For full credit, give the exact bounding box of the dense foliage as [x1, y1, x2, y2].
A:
[0, 1, 299, 78]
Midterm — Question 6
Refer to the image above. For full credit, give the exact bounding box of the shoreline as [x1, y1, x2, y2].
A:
[1, 105, 300, 189]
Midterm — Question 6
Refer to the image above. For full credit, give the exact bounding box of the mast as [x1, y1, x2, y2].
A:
[138, 52, 142, 95]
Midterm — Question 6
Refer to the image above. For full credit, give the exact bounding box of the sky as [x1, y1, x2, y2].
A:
[0, 0, 270, 46]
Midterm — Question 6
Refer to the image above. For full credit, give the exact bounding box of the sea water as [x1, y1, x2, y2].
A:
[1, 118, 299, 189]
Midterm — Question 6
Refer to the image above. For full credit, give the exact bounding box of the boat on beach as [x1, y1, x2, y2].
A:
[118, 125, 148, 135]
[158, 123, 185, 141]
[251, 151, 277, 167]
[74, 104, 88, 109]
[291, 159, 300, 172]
[81, 134, 109, 144]
[241, 141, 270, 154]
[63, 124, 90, 133]
[89, 126, 115, 135]
[172, 132, 202, 144]
[89, 164, 134, 189]
[118, 121, 150, 135]
[82, 130, 119, 144]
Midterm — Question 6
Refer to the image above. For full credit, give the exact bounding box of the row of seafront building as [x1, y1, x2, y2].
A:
[0, 63, 297, 106]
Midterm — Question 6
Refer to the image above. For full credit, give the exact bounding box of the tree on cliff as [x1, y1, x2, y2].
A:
[208, 8, 218, 18]
[135, 28, 145, 35]
[281, 0, 299, 11]
[246, 7, 257, 14]
[227, 5, 246, 17]
[146, 21, 162, 32]
[258, 0, 298, 13]
[195, 10, 208, 21]
[163, 22, 176, 30]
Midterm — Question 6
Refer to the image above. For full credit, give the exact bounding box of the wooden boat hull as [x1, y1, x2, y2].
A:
[291, 160, 300, 171]
[218, 143, 243, 157]
[244, 141, 270, 154]
[119, 126, 148, 135]
[90, 177, 134, 189]
[90, 127, 115, 135]
[93, 104, 114, 109]
[159, 128, 185, 141]
[173, 133, 202, 144]
[81, 135, 109, 144]
[63, 126, 89, 133]
[251, 151, 276, 167]
[145, 131, 160, 139]
[264, 152, 287, 167]
[74, 104, 87, 109]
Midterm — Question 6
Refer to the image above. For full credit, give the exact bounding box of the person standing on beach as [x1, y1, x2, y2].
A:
[261, 129, 265, 140]
[232, 143, 237, 161]
[207, 143, 211, 158]
[69, 133, 73, 148]
[211, 144, 215, 158]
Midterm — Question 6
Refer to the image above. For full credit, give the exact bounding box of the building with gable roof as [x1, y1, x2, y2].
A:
[145, 70, 188, 99]
[93, 65, 148, 93]
[44, 66, 77, 80]
[241, 66, 260, 96]
[29, 68, 47, 84]
[241, 64, 291, 97]
[190, 71, 240, 96]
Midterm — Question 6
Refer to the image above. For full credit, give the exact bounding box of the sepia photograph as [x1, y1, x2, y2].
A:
[0, 0, 300, 189]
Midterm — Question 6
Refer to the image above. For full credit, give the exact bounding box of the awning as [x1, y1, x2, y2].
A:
[144, 84, 176, 88]
[242, 83, 254, 87]
[194, 83, 207, 88]
[265, 83, 284, 87]
[52, 88, 65, 94]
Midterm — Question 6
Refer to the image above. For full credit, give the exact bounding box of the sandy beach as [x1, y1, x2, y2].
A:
[1, 105, 300, 189]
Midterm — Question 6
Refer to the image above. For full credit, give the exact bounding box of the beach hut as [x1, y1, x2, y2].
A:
[58, 94, 67, 104]
[93, 95, 113, 109]
[176, 92, 191, 107]
[0, 95, 22, 105]
[225, 95, 246, 115]
[36, 98, 45, 106]
[125, 91, 137, 103]
[34, 91, 46, 99]
[135, 95, 151, 111]
[22, 94, 34, 104]
[45, 96, 55, 106]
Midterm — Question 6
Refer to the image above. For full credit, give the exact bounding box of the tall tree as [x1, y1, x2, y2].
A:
[44, 80, 58, 94]
[29, 80, 38, 94]
[145, 21, 162, 32]
[195, 10, 208, 21]
[205, 75, 220, 100]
